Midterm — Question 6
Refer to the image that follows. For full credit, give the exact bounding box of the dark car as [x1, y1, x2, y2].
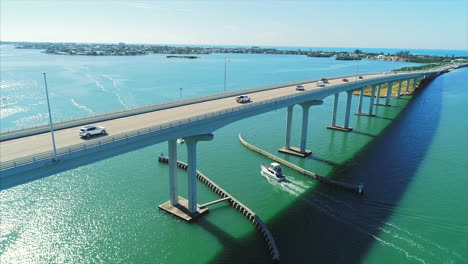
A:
[358, 76, 363, 79]
[320, 78, 329, 83]
[342, 78, 349, 82]
[296, 85, 305, 91]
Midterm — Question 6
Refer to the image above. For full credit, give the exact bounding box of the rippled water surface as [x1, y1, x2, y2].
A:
[1, 45, 467, 263]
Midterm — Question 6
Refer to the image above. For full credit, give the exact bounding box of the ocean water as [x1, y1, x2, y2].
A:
[1, 45, 467, 264]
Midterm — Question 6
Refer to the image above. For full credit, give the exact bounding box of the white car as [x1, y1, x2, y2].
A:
[236, 95, 251, 103]
[296, 85, 305, 91]
[79, 125, 106, 138]
[316, 81, 325, 87]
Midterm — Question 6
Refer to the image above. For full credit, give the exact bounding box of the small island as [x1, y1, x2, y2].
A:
[166, 55, 199, 59]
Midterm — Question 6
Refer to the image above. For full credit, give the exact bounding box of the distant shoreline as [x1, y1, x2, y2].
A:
[2, 41, 467, 66]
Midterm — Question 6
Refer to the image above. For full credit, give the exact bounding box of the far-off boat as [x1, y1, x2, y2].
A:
[177, 138, 185, 144]
[261, 163, 286, 182]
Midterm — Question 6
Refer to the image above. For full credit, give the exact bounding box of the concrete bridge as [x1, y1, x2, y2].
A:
[0, 67, 452, 219]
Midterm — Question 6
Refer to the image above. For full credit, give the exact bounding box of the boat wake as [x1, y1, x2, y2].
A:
[261, 172, 310, 197]
[297, 191, 466, 263]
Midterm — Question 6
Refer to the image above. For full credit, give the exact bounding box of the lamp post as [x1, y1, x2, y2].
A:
[180, 87, 182, 99]
[42, 73, 57, 161]
[224, 56, 227, 92]
[354, 55, 360, 81]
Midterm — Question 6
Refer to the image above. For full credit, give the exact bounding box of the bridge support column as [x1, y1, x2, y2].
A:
[368, 84, 377, 116]
[279, 101, 323, 157]
[299, 103, 312, 154]
[405, 79, 411, 93]
[343, 90, 353, 130]
[356, 85, 376, 117]
[396, 81, 403, 98]
[327, 91, 353, 132]
[186, 134, 214, 214]
[331, 93, 339, 126]
[284, 105, 293, 149]
[355, 88, 364, 114]
[168, 139, 178, 206]
[158, 134, 213, 222]
[375, 85, 382, 105]
[384, 81, 394, 106]
[414, 78, 420, 89]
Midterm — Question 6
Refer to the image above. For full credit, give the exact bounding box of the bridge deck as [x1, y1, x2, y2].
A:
[0, 72, 404, 163]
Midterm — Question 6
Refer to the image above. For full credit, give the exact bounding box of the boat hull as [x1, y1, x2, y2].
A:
[261, 165, 286, 182]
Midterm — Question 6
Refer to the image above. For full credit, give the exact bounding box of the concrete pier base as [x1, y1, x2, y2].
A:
[159, 196, 208, 222]
[327, 125, 353, 132]
[278, 146, 311, 157]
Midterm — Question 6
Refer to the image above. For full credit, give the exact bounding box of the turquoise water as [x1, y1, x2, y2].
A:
[1, 45, 467, 263]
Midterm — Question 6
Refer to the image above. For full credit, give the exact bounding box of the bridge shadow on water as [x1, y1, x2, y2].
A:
[209, 78, 442, 263]
[0, 135, 166, 191]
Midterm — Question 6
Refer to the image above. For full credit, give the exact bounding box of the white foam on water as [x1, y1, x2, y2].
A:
[371, 234, 427, 264]
[384, 222, 466, 261]
[0, 106, 28, 119]
[71, 99, 95, 115]
[261, 172, 309, 197]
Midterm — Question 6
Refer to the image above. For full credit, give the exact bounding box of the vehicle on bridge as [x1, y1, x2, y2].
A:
[261, 163, 286, 182]
[79, 125, 106, 138]
[320, 78, 329, 83]
[342, 78, 349, 82]
[296, 85, 305, 91]
[236, 95, 251, 103]
[316, 81, 326, 87]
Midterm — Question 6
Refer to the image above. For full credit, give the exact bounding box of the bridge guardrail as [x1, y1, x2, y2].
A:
[0, 71, 433, 171]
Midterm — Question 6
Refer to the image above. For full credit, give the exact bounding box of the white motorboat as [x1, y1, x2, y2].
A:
[261, 162, 286, 182]
[177, 138, 185, 144]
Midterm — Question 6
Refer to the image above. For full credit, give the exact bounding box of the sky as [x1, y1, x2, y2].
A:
[1, 0, 467, 50]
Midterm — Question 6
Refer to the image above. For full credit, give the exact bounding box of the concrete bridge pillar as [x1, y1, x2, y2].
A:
[356, 88, 364, 114]
[375, 85, 382, 105]
[327, 91, 353, 132]
[185, 134, 214, 213]
[397, 80, 403, 98]
[331, 93, 339, 126]
[158, 134, 213, 221]
[284, 105, 293, 149]
[385, 81, 394, 106]
[279, 101, 322, 157]
[168, 139, 178, 206]
[343, 90, 353, 130]
[299, 102, 313, 153]
[369, 84, 377, 115]
[405, 79, 411, 93]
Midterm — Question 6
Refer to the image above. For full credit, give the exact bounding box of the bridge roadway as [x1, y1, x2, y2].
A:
[0, 71, 430, 166]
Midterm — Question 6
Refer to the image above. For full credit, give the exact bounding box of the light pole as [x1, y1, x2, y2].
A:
[42, 73, 58, 161]
[224, 56, 227, 92]
[354, 55, 360, 81]
[180, 87, 182, 99]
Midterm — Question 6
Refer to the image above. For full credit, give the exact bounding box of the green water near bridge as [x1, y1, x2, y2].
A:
[1, 45, 467, 263]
